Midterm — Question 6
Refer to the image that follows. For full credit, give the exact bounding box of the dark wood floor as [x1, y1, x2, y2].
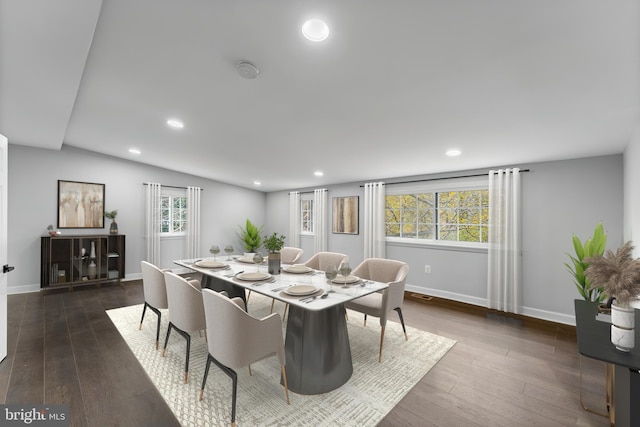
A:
[0, 282, 609, 426]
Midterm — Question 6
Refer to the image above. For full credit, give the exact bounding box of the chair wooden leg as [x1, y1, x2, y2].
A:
[246, 290, 252, 302]
[248, 364, 252, 376]
[139, 302, 147, 330]
[200, 354, 213, 401]
[364, 313, 367, 327]
[393, 307, 408, 340]
[281, 366, 290, 404]
[379, 326, 386, 363]
[283, 304, 288, 321]
[270, 298, 275, 314]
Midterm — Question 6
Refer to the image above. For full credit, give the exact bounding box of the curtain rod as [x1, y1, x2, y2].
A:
[287, 190, 318, 195]
[359, 169, 530, 187]
[143, 183, 204, 191]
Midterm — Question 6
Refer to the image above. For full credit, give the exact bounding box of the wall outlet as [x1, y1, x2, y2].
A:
[424, 265, 431, 274]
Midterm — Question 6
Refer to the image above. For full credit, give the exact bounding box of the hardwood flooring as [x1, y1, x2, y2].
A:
[0, 283, 609, 426]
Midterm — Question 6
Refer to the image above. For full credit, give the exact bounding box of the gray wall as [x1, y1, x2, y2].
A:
[265, 155, 624, 324]
[625, 121, 640, 247]
[8, 144, 265, 293]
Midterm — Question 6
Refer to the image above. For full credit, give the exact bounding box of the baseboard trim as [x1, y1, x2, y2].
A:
[8, 274, 141, 295]
[405, 284, 576, 327]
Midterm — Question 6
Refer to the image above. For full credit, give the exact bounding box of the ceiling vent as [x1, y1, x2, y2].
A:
[236, 60, 260, 79]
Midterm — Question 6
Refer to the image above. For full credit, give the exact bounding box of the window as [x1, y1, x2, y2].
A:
[301, 195, 314, 234]
[385, 180, 489, 246]
[160, 194, 187, 235]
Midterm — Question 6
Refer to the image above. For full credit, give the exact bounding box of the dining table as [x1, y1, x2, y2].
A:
[174, 256, 389, 395]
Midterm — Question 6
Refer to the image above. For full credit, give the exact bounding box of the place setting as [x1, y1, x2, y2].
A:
[232, 270, 275, 286]
[281, 264, 314, 275]
[192, 258, 230, 270]
[276, 283, 327, 302]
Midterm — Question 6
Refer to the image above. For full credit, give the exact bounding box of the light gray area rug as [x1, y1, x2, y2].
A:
[107, 293, 456, 426]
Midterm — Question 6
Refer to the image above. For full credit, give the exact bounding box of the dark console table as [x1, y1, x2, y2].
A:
[574, 299, 640, 427]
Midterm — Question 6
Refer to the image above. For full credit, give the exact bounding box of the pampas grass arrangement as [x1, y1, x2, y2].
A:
[585, 241, 640, 307]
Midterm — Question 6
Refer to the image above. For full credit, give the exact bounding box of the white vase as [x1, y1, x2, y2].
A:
[611, 302, 635, 351]
[90, 241, 96, 259]
[88, 260, 97, 280]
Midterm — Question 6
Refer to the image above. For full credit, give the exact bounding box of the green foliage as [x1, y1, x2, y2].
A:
[564, 222, 607, 302]
[104, 210, 118, 220]
[238, 219, 263, 252]
[263, 232, 286, 253]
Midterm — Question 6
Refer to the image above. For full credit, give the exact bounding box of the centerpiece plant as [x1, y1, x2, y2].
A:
[238, 219, 263, 253]
[263, 232, 286, 275]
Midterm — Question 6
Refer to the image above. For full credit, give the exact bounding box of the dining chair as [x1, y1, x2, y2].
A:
[280, 246, 304, 264]
[200, 288, 289, 427]
[345, 258, 410, 362]
[163, 272, 206, 384]
[140, 261, 170, 350]
[303, 251, 349, 271]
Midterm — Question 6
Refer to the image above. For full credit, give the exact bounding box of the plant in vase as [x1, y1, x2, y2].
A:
[238, 219, 263, 255]
[263, 232, 286, 275]
[585, 241, 640, 351]
[105, 210, 118, 234]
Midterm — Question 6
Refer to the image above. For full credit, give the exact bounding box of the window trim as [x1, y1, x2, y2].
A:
[300, 193, 314, 236]
[160, 188, 187, 238]
[385, 177, 489, 249]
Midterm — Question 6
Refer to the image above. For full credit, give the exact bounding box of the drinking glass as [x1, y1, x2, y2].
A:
[224, 245, 234, 260]
[325, 265, 338, 282]
[339, 261, 352, 288]
[210, 245, 220, 261]
[252, 252, 264, 272]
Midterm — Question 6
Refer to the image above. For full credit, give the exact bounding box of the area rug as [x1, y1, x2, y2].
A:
[107, 293, 455, 426]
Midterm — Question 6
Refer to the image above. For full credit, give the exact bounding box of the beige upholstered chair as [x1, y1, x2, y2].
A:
[163, 272, 206, 384]
[200, 289, 289, 426]
[280, 246, 304, 264]
[304, 251, 349, 271]
[140, 261, 170, 350]
[345, 258, 410, 362]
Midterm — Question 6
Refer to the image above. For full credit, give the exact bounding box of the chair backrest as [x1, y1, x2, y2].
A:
[304, 252, 349, 271]
[164, 272, 206, 333]
[280, 247, 304, 264]
[352, 258, 409, 311]
[140, 261, 168, 309]
[202, 289, 284, 370]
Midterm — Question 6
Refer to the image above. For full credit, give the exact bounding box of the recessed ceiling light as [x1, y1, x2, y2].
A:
[446, 149, 461, 157]
[129, 148, 141, 155]
[167, 119, 184, 129]
[253, 181, 262, 186]
[314, 171, 324, 177]
[302, 19, 329, 42]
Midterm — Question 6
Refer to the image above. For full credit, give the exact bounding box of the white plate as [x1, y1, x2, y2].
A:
[331, 275, 359, 284]
[283, 285, 318, 296]
[236, 256, 263, 264]
[237, 272, 271, 281]
[195, 260, 225, 268]
[283, 264, 312, 274]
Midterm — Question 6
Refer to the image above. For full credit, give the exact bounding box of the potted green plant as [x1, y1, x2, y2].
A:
[238, 219, 263, 255]
[585, 241, 640, 352]
[565, 222, 607, 303]
[263, 232, 286, 274]
[105, 210, 118, 234]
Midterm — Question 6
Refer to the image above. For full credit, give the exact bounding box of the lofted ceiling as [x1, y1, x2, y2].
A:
[1, 0, 638, 192]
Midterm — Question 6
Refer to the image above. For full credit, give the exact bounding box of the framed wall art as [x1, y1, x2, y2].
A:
[332, 196, 359, 234]
[57, 180, 105, 228]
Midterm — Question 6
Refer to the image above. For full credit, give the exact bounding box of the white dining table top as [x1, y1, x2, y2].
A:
[174, 257, 389, 311]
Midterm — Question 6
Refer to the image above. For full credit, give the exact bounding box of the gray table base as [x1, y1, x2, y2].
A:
[200, 274, 247, 306]
[284, 304, 352, 395]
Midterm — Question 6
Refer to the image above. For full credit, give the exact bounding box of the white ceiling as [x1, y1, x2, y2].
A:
[1, 0, 638, 192]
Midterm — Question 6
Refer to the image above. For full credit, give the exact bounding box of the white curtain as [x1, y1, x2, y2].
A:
[185, 186, 201, 259]
[363, 182, 386, 258]
[487, 168, 522, 314]
[289, 191, 300, 248]
[314, 189, 328, 253]
[145, 182, 162, 265]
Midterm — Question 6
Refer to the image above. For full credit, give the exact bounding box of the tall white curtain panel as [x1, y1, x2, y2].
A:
[289, 191, 301, 248]
[185, 186, 201, 259]
[145, 182, 162, 265]
[487, 168, 522, 314]
[364, 182, 386, 259]
[314, 189, 328, 253]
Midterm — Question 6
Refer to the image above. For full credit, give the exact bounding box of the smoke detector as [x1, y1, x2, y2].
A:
[236, 60, 260, 79]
